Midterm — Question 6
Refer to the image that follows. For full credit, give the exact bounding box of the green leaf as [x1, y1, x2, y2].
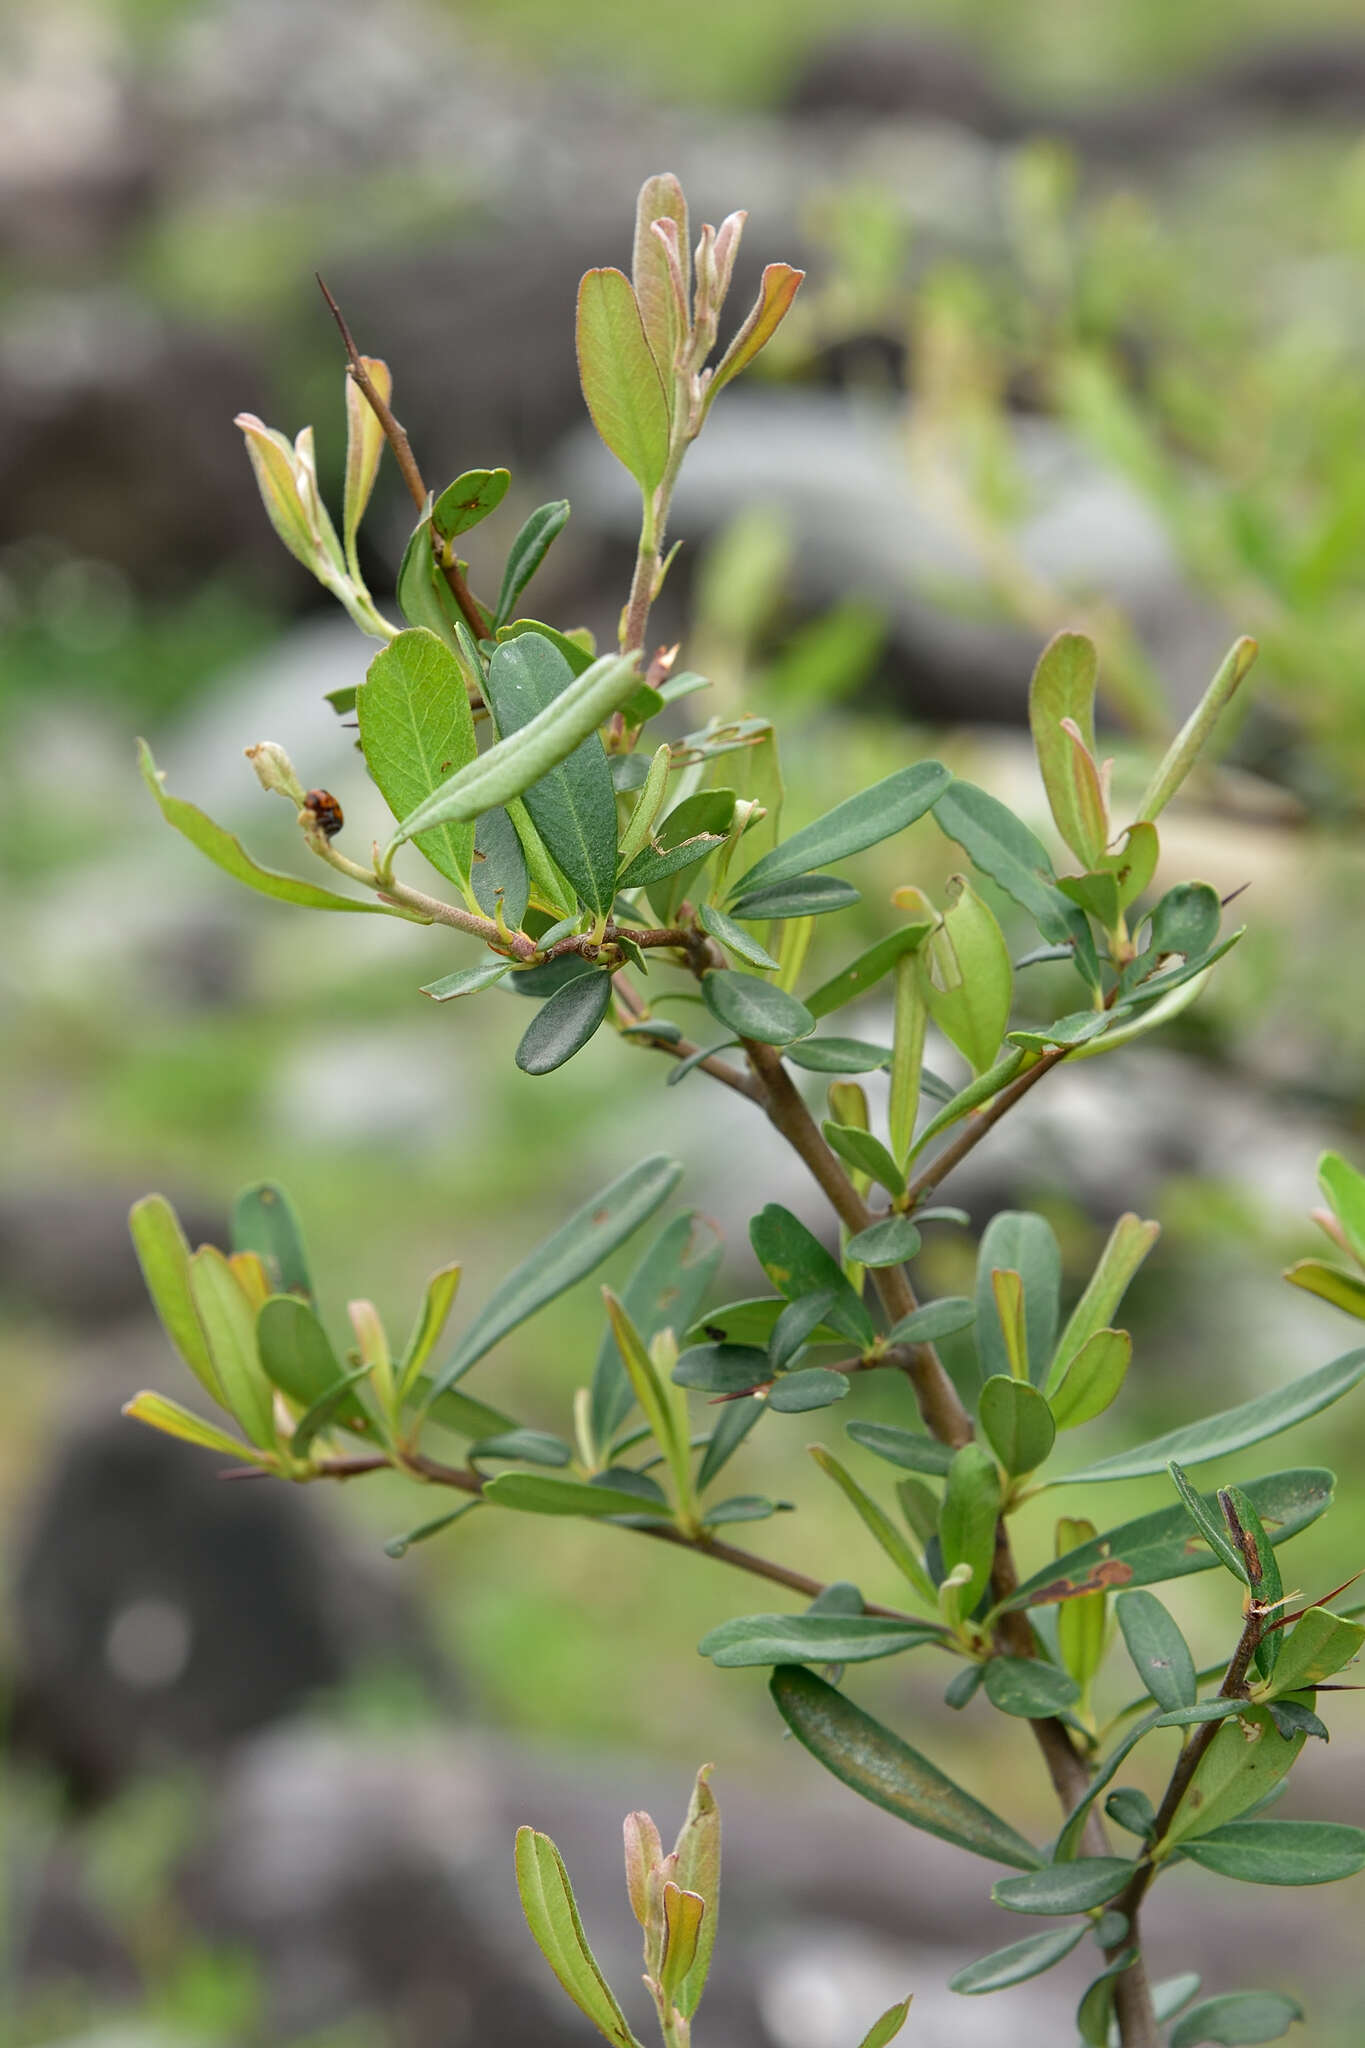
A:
[616, 742, 673, 872]
[750, 1204, 876, 1347]
[701, 969, 814, 1046]
[129, 1195, 223, 1404]
[1004, 1469, 1334, 1610]
[702, 1491, 783, 1525]
[888, 1298, 977, 1344]
[481, 633, 618, 915]
[982, 1656, 1080, 1718]
[290, 1363, 374, 1455]
[1057, 1348, 1365, 1485]
[576, 266, 670, 491]
[393, 648, 640, 852]
[845, 1421, 955, 1478]
[1223, 1483, 1283, 1678]
[845, 1216, 922, 1267]
[618, 833, 728, 889]
[422, 1383, 519, 1439]
[1283, 1258, 1365, 1319]
[1028, 631, 1107, 868]
[515, 969, 612, 1075]
[467, 1429, 572, 1467]
[359, 629, 478, 889]
[431, 1155, 681, 1393]
[486, 1473, 670, 1519]
[687, 1296, 839, 1350]
[231, 1183, 312, 1301]
[1319, 1150, 1365, 1265]
[1048, 1328, 1132, 1431]
[1116, 1589, 1197, 1712]
[601, 1291, 690, 1506]
[939, 1443, 1001, 1613]
[948, 1923, 1086, 1995]
[769, 1665, 1041, 1868]
[494, 501, 571, 628]
[422, 959, 512, 1001]
[499, 618, 593, 677]
[769, 1368, 851, 1412]
[1169, 1990, 1303, 2047]
[187, 1248, 276, 1449]
[697, 901, 780, 969]
[395, 511, 466, 648]
[809, 1445, 937, 1602]
[1168, 1462, 1248, 1582]
[1178, 1820, 1365, 1887]
[1269, 1606, 1365, 1694]
[709, 262, 805, 396]
[591, 1212, 723, 1451]
[342, 352, 390, 573]
[855, 1995, 913, 2048]
[920, 877, 1013, 1076]
[699, 1613, 941, 1667]
[471, 806, 530, 928]
[806, 924, 934, 1019]
[696, 1398, 764, 1491]
[909, 1049, 1029, 1161]
[1163, 1707, 1305, 1848]
[673, 1344, 768, 1393]
[121, 1391, 267, 1465]
[979, 1376, 1056, 1476]
[515, 1826, 644, 2048]
[728, 874, 861, 920]
[730, 762, 949, 898]
[667, 1759, 719, 2018]
[640, 788, 738, 919]
[256, 1294, 371, 1438]
[991, 1858, 1134, 1915]
[1136, 636, 1259, 825]
[788, 1037, 892, 1075]
[138, 740, 415, 919]
[1046, 1214, 1159, 1392]
[821, 1122, 905, 1198]
[931, 779, 1099, 982]
[976, 1212, 1061, 1392]
[384, 1499, 484, 1558]
[431, 466, 510, 539]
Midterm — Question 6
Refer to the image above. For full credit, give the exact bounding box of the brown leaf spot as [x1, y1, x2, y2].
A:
[1026, 1559, 1135, 1607]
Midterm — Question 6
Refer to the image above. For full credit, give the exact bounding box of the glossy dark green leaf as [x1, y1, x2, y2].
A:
[687, 1296, 840, 1349]
[734, 763, 950, 897]
[1168, 1462, 1248, 1581]
[975, 1212, 1061, 1391]
[591, 1212, 724, 1451]
[982, 1656, 1080, 1718]
[494, 500, 571, 627]
[805, 925, 934, 1019]
[729, 874, 861, 920]
[484, 633, 618, 915]
[888, 1298, 977, 1345]
[1265, 1699, 1329, 1742]
[642, 789, 737, 919]
[422, 959, 513, 1000]
[768, 1367, 850, 1412]
[939, 1443, 1001, 1613]
[979, 1377, 1056, 1476]
[468, 1429, 572, 1467]
[1115, 1589, 1197, 1713]
[1224, 1483, 1283, 1680]
[845, 1420, 955, 1477]
[673, 1343, 769, 1394]
[698, 902, 779, 969]
[1057, 1347, 1365, 1484]
[931, 778, 1099, 982]
[846, 1216, 922, 1267]
[484, 1472, 670, 1519]
[695, 1399, 764, 1490]
[1106, 1788, 1157, 1841]
[992, 1859, 1134, 1915]
[514, 969, 612, 1075]
[231, 1182, 312, 1301]
[1004, 1470, 1334, 1610]
[769, 1665, 1041, 1869]
[700, 1613, 941, 1667]
[702, 1493, 788, 1524]
[471, 805, 530, 928]
[618, 833, 728, 889]
[821, 1122, 905, 1197]
[1169, 1991, 1304, 2047]
[787, 1037, 892, 1075]
[948, 1923, 1086, 1995]
[359, 629, 479, 889]
[750, 1204, 876, 1346]
[431, 1155, 681, 1393]
[506, 953, 598, 998]
[1178, 1820, 1365, 1886]
[769, 1291, 840, 1368]
[702, 970, 814, 1046]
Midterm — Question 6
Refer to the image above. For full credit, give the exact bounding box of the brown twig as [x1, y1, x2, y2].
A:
[316, 274, 491, 640]
[904, 1044, 1071, 1208]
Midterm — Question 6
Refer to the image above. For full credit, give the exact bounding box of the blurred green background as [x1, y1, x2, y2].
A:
[5, 0, 1365, 2041]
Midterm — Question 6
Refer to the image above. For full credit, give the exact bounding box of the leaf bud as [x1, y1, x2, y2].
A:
[246, 741, 305, 805]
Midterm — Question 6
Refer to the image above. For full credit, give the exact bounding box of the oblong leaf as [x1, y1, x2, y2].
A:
[979, 1376, 1056, 1477]
[431, 466, 510, 539]
[702, 970, 814, 1046]
[845, 1420, 955, 1477]
[991, 1859, 1135, 1915]
[431, 1155, 681, 1393]
[822, 1123, 905, 1198]
[768, 1367, 850, 1412]
[482, 633, 618, 915]
[122, 1391, 266, 1464]
[576, 266, 670, 491]
[982, 1656, 1080, 1718]
[495, 501, 571, 628]
[515, 1826, 643, 2048]
[359, 629, 478, 888]
[769, 1664, 1041, 1868]
[591, 1212, 724, 1451]
[728, 874, 861, 920]
[856, 1995, 913, 2048]
[1048, 1328, 1132, 1431]
[920, 875, 1013, 1077]
[673, 1343, 769, 1394]
[948, 1922, 1086, 1995]
[697, 901, 779, 969]
[1163, 1708, 1305, 1848]
[231, 1183, 312, 1301]
[887, 1298, 977, 1345]
[187, 1247, 276, 1449]
[422, 959, 513, 1001]
[931, 778, 1098, 980]
[709, 262, 804, 396]
[731, 762, 949, 897]
[699, 1613, 941, 1668]
[1270, 1606, 1365, 1695]
[1177, 1820, 1365, 1887]
[806, 924, 934, 1019]
[1046, 1214, 1159, 1391]
[485, 1473, 670, 1519]
[750, 1203, 875, 1346]
[846, 1216, 923, 1267]
[787, 1037, 892, 1075]
[129, 1195, 222, 1403]
[515, 969, 612, 1075]
[939, 1443, 1001, 1614]
[975, 1212, 1061, 1392]
[1116, 1589, 1197, 1713]
[1056, 1348, 1365, 1485]
[1169, 1990, 1303, 2048]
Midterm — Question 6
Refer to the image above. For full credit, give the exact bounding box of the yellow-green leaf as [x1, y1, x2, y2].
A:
[576, 267, 670, 491]
[122, 1391, 269, 1465]
[129, 1195, 223, 1405]
[187, 1247, 277, 1449]
[919, 875, 1012, 1076]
